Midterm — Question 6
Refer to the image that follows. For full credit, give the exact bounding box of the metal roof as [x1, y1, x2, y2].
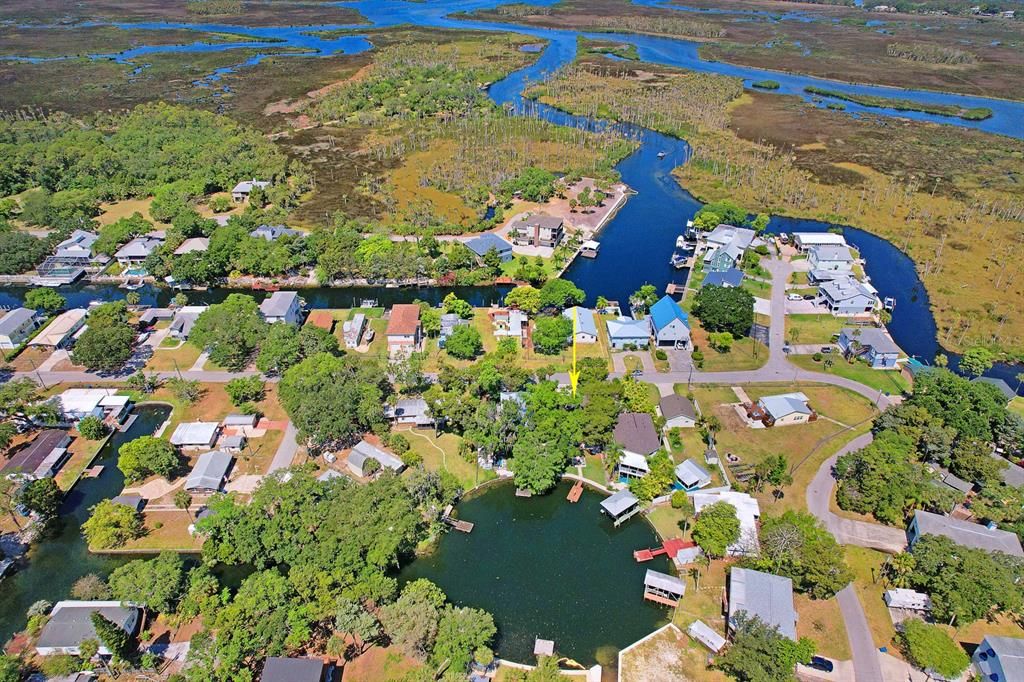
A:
[1, 429, 69, 476]
[793, 232, 847, 248]
[912, 509, 1023, 557]
[649, 296, 689, 333]
[170, 421, 220, 446]
[973, 376, 1016, 401]
[645, 569, 685, 594]
[348, 440, 404, 472]
[688, 620, 727, 652]
[809, 244, 854, 262]
[465, 233, 513, 257]
[675, 459, 711, 488]
[260, 657, 325, 682]
[840, 328, 901, 355]
[600, 490, 639, 516]
[37, 601, 138, 652]
[30, 309, 87, 347]
[232, 179, 269, 194]
[260, 291, 300, 318]
[0, 308, 35, 336]
[883, 588, 932, 611]
[563, 307, 598, 338]
[185, 451, 234, 491]
[980, 635, 1024, 680]
[728, 568, 797, 640]
[702, 268, 745, 288]
[758, 392, 811, 420]
[606, 317, 650, 340]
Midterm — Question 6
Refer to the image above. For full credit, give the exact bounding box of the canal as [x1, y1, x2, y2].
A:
[399, 481, 671, 666]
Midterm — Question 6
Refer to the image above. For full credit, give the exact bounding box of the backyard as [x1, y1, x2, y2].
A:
[785, 314, 847, 345]
[403, 427, 495, 491]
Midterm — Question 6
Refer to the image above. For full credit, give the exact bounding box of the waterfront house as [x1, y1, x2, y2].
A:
[347, 439, 405, 478]
[168, 306, 207, 340]
[688, 620, 727, 653]
[728, 568, 797, 640]
[386, 304, 422, 357]
[614, 412, 661, 458]
[617, 451, 650, 479]
[675, 459, 712, 491]
[259, 291, 303, 325]
[232, 179, 269, 203]
[28, 309, 87, 349]
[249, 224, 302, 241]
[562, 306, 598, 344]
[837, 327, 901, 369]
[111, 494, 146, 512]
[0, 308, 37, 349]
[491, 308, 528, 346]
[465, 233, 514, 262]
[793, 232, 848, 252]
[342, 312, 366, 348]
[1, 429, 72, 480]
[138, 307, 174, 328]
[600, 489, 641, 526]
[747, 392, 814, 427]
[173, 237, 210, 256]
[705, 224, 755, 251]
[510, 214, 564, 248]
[439, 313, 469, 348]
[384, 398, 434, 427]
[972, 635, 1024, 682]
[906, 509, 1023, 557]
[702, 268, 745, 289]
[114, 235, 163, 268]
[973, 376, 1017, 403]
[705, 246, 742, 273]
[807, 244, 854, 273]
[649, 296, 690, 348]
[185, 450, 234, 493]
[261, 657, 332, 682]
[606, 317, 650, 349]
[692, 490, 760, 555]
[643, 569, 686, 607]
[54, 230, 100, 263]
[170, 422, 220, 449]
[659, 394, 697, 429]
[55, 388, 131, 424]
[816, 277, 877, 316]
[36, 601, 141, 657]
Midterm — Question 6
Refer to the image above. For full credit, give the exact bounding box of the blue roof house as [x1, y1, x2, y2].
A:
[650, 296, 691, 348]
[465, 233, 514, 263]
[562, 307, 598, 344]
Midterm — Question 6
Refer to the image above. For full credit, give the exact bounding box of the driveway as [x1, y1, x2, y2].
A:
[267, 421, 300, 473]
[786, 299, 828, 315]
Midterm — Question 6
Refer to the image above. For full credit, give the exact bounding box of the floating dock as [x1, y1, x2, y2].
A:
[567, 480, 584, 503]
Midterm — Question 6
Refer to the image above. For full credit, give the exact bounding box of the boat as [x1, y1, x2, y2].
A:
[670, 235, 692, 268]
[883, 297, 896, 311]
[684, 219, 698, 240]
[657, 151, 666, 158]
[580, 239, 601, 258]
[121, 278, 144, 290]
[360, 298, 379, 308]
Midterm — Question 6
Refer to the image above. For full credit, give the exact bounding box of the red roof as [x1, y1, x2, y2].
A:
[386, 304, 421, 336]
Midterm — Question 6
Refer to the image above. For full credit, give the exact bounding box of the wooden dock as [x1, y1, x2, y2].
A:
[446, 518, 474, 533]
[82, 465, 104, 478]
[515, 488, 533, 498]
[566, 480, 584, 503]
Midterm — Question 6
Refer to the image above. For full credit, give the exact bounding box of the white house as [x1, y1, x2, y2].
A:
[28, 309, 87, 349]
[606, 317, 650, 349]
[675, 459, 712, 491]
[817, 277, 877, 316]
[883, 589, 932, 612]
[692, 490, 761, 555]
[114, 235, 164, 267]
[259, 291, 303, 325]
[36, 601, 141, 657]
[169, 422, 220, 449]
[749, 392, 813, 427]
[793, 232, 847, 251]
[0, 308, 37, 349]
[807, 244, 854, 272]
[54, 388, 131, 423]
[562, 306, 598, 344]
[232, 179, 269, 202]
[347, 440, 405, 478]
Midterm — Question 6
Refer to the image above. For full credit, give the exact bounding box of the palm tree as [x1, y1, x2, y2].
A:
[882, 552, 916, 588]
[689, 566, 702, 590]
[174, 490, 193, 521]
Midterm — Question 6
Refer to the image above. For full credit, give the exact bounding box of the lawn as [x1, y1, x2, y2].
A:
[403, 428, 495, 491]
[108, 510, 204, 553]
[619, 623, 723, 682]
[789, 355, 910, 395]
[646, 504, 690, 540]
[845, 546, 896, 652]
[144, 342, 203, 372]
[786, 314, 847, 345]
[740, 277, 772, 299]
[55, 429, 112, 492]
[690, 320, 768, 372]
[794, 593, 851, 660]
[1009, 397, 1024, 417]
[623, 354, 643, 374]
[581, 453, 607, 487]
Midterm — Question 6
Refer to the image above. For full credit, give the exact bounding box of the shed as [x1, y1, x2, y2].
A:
[347, 440, 405, 478]
[223, 414, 258, 428]
[643, 569, 686, 607]
[687, 620, 726, 653]
[185, 451, 234, 493]
[220, 435, 247, 452]
[884, 589, 932, 612]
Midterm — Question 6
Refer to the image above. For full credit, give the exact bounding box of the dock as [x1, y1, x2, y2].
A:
[515, 488, 533, 498]
[634, 538, 693, 562]
[567, 480, 584, 503]
[82, 465, 105, 478]
[441, 504, 474, 532]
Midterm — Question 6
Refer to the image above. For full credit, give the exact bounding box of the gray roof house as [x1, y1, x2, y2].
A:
[383, 398, 433, 426]
[675, 459, 712, 491]
[973, 635, 1024, 682]
[0, 307, 38, 349]
[817, 277, 877, 316]
[907, 509, 1023, 557]
[114, 235, 163, 264]
[110, 494, 146, 512]
[465, 233, 514, 262]
[1, 429, 72, 479]
[173, 237, 209, 255]
[232, 179, 269, 202]
[659, 394, 697, 429]
[347, 440, 405, 478]
[562, 307, 598, 344]
[170, 421, 220, 449]
[185, 451, 234, 493]
[728, 568, 797, 640]
[807, 244, 854, 273]
[54, 230, 100, 262]
[837, 328, 901, 369]
[168, 306, 208, 340]
[261, 657, 330, 682]
[249, 224, 302, 241]
[36, 601, 141, 656]
[614, 412, 661, 457]
[259, 291, 303, 325]
[754, 392, 813, 427]
[606, 317, 650, 349]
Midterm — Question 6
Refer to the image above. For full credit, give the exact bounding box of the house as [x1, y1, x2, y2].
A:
[705, 246, 742, 273]
[659, 394, 697, 429]
[249, 224, 302, 241]
[342, 313, 366, 349]
[1, 429, 72, 479]
[884, 589, 932, 612]
[54, 230, 100, 263]
[703, 225, 755, 273]
[807, 244, 854, 273]
[347, 440, 405, 478]
[185, 451, 234, 493]
[817, 277, 877, 316]
[907, 509, 1023, 557]
[465, 233, 514, 262]
[0, 308, 37, 349]
[675, 459, 712, 491]
[114, 235, 163, 267]
[693, 490, 760, 555]
[614, 412, 661, 457]
[617, 451, 650, 479]
[562, 307, 598, 344]
[224, 413, 258, 428]
[169, 422, 220, 449]
[220, 435, 247, 453]
[600, 489, 641, 526]
[702, 268, 744, 289]
[385, 304, 422, 357]
[54, 388, 131, 423]
[649, 296, 690, 348]
[510, 214, 564, 248]
[383, 398, 433, 427]
[232, 179, 269, 203]
[972, 635, 1024, 682]
[173, 237, 210, 255]
[111, 494, 146, 512]
[728, 568, 797, 640]
[748, 392, 814, 427]
[36, 601, 141, 657]
[261, 657, 332, 682]
[643, 569, 686, 607]
[688, 620, 727, 653]
[792, 232, 847, 252]
[29, 309, 87, 349]
[606, 317, 650, 349]
[438, 313, 469, 348]
[973, 377, 1017, 403]
[491, 308, 528, 346]
[259, 291, 303, 325]
[138, 307, 174, 327]
[168, 306, 207, 340]
[837, 328, 901, 369]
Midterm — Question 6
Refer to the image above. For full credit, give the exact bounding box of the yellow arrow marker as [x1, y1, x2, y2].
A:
[569, 307, 580, 397]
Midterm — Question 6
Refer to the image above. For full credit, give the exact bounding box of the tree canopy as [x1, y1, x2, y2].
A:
[189, 294, 268, 371]
[692, 285, 754, 338]
[117, 435, 179, 482]
[746, 510, 852, 599]
[71, 301, 135, 371]
[692, 501, 741, 557]
[716, 613, 815, 682]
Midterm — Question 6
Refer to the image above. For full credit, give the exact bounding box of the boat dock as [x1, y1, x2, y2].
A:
[579, 240, 600, 258]
[515, 488, 533, 498]
[567, 480, 584, 503]
[634, 538, 692, 562]
[441, 504, 474, 533]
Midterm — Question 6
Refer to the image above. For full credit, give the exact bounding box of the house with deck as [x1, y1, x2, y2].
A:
[837, 327, 901, 369]
[259, 291, 303, 325]
[747, 392, 814, 427]
[703, 225, 755, 273]
[385, 304, 422, 357]
[907, 509, 1023, 557]
[606, 317, 650, 349]
[817, 277, 877, 316]
[0, 308, 37, 349]
[562, 306, 598, 344]
[114, 235, 164, 268]
[510, 214, 564, 248]
[54, 230, 100, 263]
[728, 568, 797, 640]
[54, 388, 131, 424]
[649, 296, 690, 348]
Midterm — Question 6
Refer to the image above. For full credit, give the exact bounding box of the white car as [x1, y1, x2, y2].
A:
[786, 293, 803, 301]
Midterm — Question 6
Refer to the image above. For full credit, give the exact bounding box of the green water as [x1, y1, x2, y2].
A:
[400, 481, 672, 666]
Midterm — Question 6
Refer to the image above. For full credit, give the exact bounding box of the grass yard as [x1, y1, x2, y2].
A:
[581, 453, 607, 487]
[845, 546, 896, 652]
[55, 431, 111, 492]
[650, 347, 670, 372]
[690, 320, 768, 372]
[4, 346, 52, 371]
[403, 428, 495, 491]
[144, 342, 203, 372]
[646, 504, 691, 540]
[1009, 397, 1024, 417]
[619, 623, 722, 682]
[109, 511, 203, 553]
[671, 559, 730, 650]
[740, 277, 772, 299]
[794, 593, 851, 660]
[786, 314, 848, 345]
[789, 355, 910, 394]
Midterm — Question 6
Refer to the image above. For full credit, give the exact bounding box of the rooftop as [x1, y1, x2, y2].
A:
[260, 656, 326, 682]
[980, 635, 1024, 680]
[601, 489, 639, 516]
[728, 568, 797, 640]
[606, 317, 650, 339]
[232, 179, 269, 194]
[114, 235, 163, 259]
[820, 277, 875, 303]
[349, 439, 405, 472]
[386, 304, 421, 336]
[649, 296, 689, 333]
[173, 237, 209, 255]
[465, 232, 513, 257]
[29, 309, 87, 347]
[37, 601, 138, 652]
[306, 310, 334, 331]
[675, 459, 711, 488]
[520, 214, 563, 230]
[973, 376, 1016, 401]
[841, 327, 901, 355]
[645, 568, 685, 594]
[169, 421, 219, 446]
[912, 509, 1023, 557]
[186, 450, 234, 491]
[702, 268, 745, 288]
[260, 291, 300, 318]
[562, 307, 598, 338]
[1, 429, 69, 476]
[660, 394, 696, 421]
[758, 392, 811, 419]
[793, 232, 848, 247]
[810, 244, 854, 262]
[0, 308, 35, 336]
[614, 412, 661, 456]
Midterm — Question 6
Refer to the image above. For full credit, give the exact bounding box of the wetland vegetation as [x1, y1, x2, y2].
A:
[803, 86, 993, 120]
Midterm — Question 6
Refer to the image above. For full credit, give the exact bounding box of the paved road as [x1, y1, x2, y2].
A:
[836, 585, 885, 682]
[267, 421, 300, 474]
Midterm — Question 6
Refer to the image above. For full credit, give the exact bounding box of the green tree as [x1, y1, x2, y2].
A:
[750, 213, 770, 233]
[749, 510, 852, 599]
[298, 324, 340, 357]
[118, 435, 179, 482]
[90, 611, 132, 660]
[189, 293, 268, 371]
[692, 285, 755, 337]
[381, 579, 447, 661]
[442, 293, 473, 319]
[538, 279, 584, 311]
[629, 284, 659, 312]
[629, 451, 675, 503]
[959, 346, 994, 377]
[225, 376, 265, 406]
[23, 288, 65, 314]
[445, 325, 483, 360]
[692, 501, 740, 557]
[77, 415, 108, 440]
[126, 371, 161, 394]
[108, 551, 187, 614]
[335, 598, 382, 656]
[532, 315, 572, 355]
[71, 301, 135, 371]
[433, 606, 496, 672]
[708, 331, 734, 353]
[0, 655, 21, 682]
[71, 573, 111, 601]
[717, 613, 815, 682]
[504, 285, 542, 314]
[17, 477, 63, 521]
[899, 620, 969, 679]
[82, 499, 144, 549]
[482, 247, 503, 275]
[256, 323, 301, 374]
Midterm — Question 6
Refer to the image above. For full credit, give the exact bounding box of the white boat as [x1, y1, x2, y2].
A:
[883, 297, 896, 311]
[670, 235, 692, 268]
[657, 151, 666, 158]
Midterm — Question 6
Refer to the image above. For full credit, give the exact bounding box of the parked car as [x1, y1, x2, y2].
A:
[807, 657, 834, 673]
[136, 332, 151, 344]
[779, 232, 789, 243]
[786, 294, 803, 301]
[820, 346, 833, 354]
[802, 294, 816, 301]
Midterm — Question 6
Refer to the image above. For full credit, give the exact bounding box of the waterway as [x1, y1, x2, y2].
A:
[399, 481, 671, 666]
[0, 404, 172, 644]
